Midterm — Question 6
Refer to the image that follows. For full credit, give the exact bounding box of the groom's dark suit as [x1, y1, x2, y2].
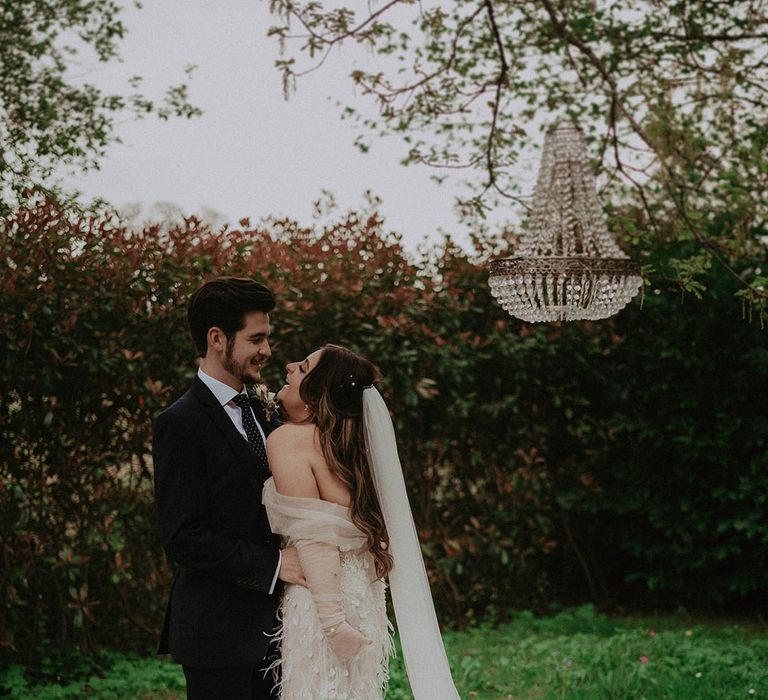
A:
[153, 375, 281, 683]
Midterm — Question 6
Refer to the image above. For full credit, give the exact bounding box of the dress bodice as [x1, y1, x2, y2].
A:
[262, 477, 367, 551]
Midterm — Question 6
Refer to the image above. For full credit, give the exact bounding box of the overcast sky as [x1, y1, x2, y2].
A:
[63, 1, 494, 253]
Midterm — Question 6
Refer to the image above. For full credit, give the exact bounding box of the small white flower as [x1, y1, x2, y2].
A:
[695, 672, 702, 678]
[748, 690, 755, 695]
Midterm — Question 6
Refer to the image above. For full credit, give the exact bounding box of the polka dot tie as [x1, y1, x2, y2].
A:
[232, 393, 270, 480]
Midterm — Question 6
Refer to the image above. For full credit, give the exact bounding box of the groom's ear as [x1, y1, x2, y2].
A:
[206, 326, 227, 353]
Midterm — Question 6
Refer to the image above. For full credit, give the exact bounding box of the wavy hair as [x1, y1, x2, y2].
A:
[299, 344, 393, 579]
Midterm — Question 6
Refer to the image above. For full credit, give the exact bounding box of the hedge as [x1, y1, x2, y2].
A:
[1, 198, 766, 663]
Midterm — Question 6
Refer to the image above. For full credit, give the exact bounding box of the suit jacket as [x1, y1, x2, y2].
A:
[153, 376, 282, 667]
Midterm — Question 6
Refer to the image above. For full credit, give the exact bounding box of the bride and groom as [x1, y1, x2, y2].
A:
[153, 277, 459, 699]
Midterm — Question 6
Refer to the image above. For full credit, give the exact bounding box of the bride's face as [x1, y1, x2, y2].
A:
[277, 349, 323, 419]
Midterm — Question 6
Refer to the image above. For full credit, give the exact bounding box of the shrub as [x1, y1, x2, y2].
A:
[1, 197, 766, 664]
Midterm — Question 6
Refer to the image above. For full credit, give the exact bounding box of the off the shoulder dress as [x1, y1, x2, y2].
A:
[262, 477, 393, 699]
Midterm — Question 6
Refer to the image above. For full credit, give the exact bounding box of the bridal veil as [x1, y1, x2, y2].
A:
[362, 387, 460, 700]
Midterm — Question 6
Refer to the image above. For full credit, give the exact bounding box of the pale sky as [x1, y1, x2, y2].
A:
[64, 1, 490, 253]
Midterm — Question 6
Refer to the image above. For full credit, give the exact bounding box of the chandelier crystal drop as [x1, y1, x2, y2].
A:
[489, 122, 642, 322]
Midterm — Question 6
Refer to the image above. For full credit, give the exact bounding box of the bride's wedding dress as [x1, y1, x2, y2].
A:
[264, 387, 459, 699]
[262, 477, 393, 700]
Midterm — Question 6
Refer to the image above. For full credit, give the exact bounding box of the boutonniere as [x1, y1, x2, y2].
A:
[250, 383, 278, 421]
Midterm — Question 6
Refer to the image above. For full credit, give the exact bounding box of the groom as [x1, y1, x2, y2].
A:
[153, 277, 306, 699]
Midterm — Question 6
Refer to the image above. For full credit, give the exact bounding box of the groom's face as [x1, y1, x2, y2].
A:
[222, 311, 271, 384]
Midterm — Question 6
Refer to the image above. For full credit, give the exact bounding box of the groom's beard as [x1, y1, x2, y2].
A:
[224, 343, 261, 384]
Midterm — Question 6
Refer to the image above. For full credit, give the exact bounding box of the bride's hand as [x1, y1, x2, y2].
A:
[324, 621, 373, 660]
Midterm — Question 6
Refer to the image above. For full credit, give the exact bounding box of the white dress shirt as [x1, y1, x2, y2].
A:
[197, 368, 281, 594]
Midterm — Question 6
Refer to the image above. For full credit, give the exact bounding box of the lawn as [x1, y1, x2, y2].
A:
[2, 606, 766, 699]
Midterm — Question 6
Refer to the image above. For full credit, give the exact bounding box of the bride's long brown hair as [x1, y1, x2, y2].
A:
[299, 344, 393, 580]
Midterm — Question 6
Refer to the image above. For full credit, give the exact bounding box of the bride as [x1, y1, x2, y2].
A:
[263, 344, 460, 699]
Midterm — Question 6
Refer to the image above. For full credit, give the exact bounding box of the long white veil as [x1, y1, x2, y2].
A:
[362, 386, 460, 699]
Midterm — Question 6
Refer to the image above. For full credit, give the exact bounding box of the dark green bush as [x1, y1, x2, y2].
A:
[572, 273, 768, 609]
[1, 197, 765, 665]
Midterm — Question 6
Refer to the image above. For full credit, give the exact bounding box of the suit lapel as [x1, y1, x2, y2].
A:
[191, 377, 266, 489]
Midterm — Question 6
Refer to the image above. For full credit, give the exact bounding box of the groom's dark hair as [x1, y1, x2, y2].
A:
[187, 276, 275, 357]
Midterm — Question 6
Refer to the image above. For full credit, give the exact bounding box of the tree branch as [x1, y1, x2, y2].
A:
[482, 0, 512, 199]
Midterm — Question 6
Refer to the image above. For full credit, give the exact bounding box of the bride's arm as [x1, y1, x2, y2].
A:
[266, 423, 372, 660]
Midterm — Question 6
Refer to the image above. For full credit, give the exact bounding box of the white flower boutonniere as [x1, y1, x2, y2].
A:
[251, 383, 278, 422]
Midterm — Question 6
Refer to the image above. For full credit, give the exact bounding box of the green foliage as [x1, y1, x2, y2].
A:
[0, 200, 195, 658]
[0, 650, 185, 699]
[433, 607, 768, 699]
[0, 1, 200, 211]
[573, 270, 768, 607]
[3, 609, 766, 699]
[267, 1, 768, 311]
[0, 197, 766, 665]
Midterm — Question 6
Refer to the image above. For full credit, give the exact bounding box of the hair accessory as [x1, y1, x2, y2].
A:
[341, 374, 359, 389]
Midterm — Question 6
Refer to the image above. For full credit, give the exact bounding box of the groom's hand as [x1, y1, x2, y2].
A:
[278, 546, 307, 587]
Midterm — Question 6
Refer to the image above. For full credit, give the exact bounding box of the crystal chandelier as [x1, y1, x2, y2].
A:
[489, 122, 642, 322]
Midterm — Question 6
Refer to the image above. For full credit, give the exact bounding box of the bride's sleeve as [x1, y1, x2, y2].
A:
[262, 480, 367, 551]
[294, 539, 372, 659]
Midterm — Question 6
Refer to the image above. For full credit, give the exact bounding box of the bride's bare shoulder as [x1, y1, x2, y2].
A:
[266, 421, 314, 445]
[265, 423, 320, 498]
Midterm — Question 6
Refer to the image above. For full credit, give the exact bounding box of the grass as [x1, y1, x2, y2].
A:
[431, 606, 768, 700]
[2, 606, 766, 699]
